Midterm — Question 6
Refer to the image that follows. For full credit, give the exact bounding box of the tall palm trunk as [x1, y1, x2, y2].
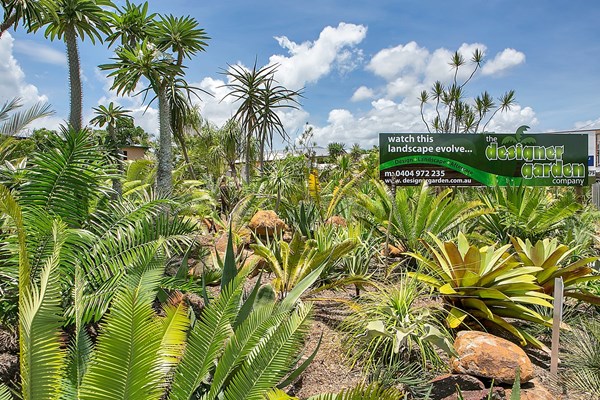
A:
[65, 25, 82, 132]
[157, 84, 173, 193]
[244, 130, 252, 183]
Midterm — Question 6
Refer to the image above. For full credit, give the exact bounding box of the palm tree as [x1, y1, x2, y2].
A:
[90, 102, 133, 195]
[256, 76, 302, 174]
[0, 0, 51, 35]
[101, 13, 209, 193]
[32, 0, 114, 132]
[105, 0, 155, 48]
[0, 97, 54, 136]
[223, 62, 302, 181]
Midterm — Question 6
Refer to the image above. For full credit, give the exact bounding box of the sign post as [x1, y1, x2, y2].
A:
[379, 130, 589, 187]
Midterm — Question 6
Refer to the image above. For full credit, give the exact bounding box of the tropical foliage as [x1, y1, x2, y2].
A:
[408, 232, 554, 348]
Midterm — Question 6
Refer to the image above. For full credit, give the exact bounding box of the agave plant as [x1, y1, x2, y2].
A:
[408, 232, 553, 348]
[511, 236, 600, 303]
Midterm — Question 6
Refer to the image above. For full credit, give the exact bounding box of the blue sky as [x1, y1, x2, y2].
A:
[1, 0, 599, 148]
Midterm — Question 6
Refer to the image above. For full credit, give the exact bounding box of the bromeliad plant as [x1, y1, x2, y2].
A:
[251, 230, 357, 298]
[408, 232, 553, 348]
[511, 236, 600, 303]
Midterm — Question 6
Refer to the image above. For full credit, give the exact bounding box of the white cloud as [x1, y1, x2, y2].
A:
[481, 48, 525, 75]
[351, 86, 375, 102]
[367, 41, 428, 81]
[0, 33, 48, 106]
[302, 41, 534, 147]
[0, 32, 63, 133]
[476, 105, 538, 133]
[13, 39, 66, 66]
[574, 117, 600, 130]
[269, 22, 367, 90]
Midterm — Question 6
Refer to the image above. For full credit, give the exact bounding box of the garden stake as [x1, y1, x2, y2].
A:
[551, 276, 564, 375]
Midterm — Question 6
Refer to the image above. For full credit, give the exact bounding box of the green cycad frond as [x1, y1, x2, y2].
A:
[0, 385, 11, 400]
[0, 97, 54, 136]
[79, 256, 167, 400]
[72, 231, 181, 324]
[20, 222, 67, 400]
[20, 128, 111, 227]
[223, 303, 312, 400]
[158, 298, 190, 374]
[169, 275, 247, 399]
[306, 382, 405, 400]
[205, 305, 281, 400]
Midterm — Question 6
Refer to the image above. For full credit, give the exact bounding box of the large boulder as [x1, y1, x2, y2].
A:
[451, 331, 534, 384]
[248, 210, 287, 237]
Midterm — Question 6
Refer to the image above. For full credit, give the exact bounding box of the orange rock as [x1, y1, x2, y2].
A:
[325, 215, 347, 227]
[248, 210, 287, 237]
[451, 331, 534, 384]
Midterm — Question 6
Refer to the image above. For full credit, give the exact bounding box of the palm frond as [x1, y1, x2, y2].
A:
[0, 101, 54, 136]
[223, 303, 312, 400]
[20, 127, 111, 227]
[79, 254, 166, 400]
[19, 222, 67, 400]
[169, 275, 246, 399]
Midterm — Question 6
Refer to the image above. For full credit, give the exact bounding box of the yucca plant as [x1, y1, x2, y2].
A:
[511, 236, 600, 303]
[408, 232, 553, 348]
[251, 230, 357, 297]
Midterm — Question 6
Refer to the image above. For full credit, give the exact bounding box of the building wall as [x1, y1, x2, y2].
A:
[121, 146, 147, 161]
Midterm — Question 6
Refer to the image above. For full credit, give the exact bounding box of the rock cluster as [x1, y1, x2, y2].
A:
[429, 331, 556, 400]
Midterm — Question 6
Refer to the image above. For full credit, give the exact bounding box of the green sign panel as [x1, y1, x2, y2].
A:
[379, 130, 588, 187]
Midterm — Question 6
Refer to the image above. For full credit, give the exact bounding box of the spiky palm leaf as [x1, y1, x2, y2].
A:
[306, 382, 406, 400]
[0, 386, 10, 400]
[222, 304, 312, 400]
[169, 275, 246, 399]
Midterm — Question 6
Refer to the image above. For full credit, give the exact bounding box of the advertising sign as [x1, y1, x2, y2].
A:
[379, 130, 588, 187]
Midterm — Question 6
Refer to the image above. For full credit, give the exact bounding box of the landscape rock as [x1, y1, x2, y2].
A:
[429, 374, 485, 399]
[505, 379, 556, 400]
[325, 215, 347, 227]
[451, 331, 534, 384]
[441, 387, 504, 400]
[248, 210, 287, 237]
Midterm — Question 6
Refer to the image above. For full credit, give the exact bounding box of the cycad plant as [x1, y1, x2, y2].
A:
[0, 128, 197, 327]
[408, 232, 553, 348]
[477, 185, 580, 243]
[357, 179, 487, 254]
[0, 200, 319, 399]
